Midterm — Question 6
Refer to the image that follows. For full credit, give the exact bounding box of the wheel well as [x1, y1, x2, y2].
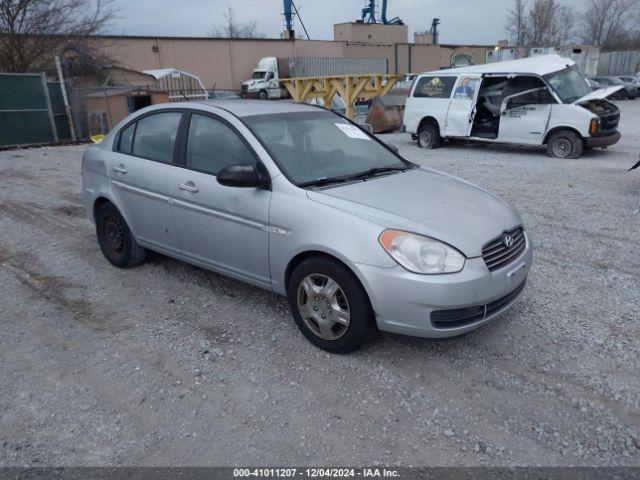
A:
[543, 127, 584, 145]
[93, 197, 111, 221]
[418, 116, 440, 132]
[284, 251, 363, 293]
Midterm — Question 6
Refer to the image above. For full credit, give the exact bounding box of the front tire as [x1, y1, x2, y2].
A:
[258, 89, 268, 100]
[287, 257, 374, 353]
[95, 202, 146, 268]
[546, 130, 584, 159]
[417, 122, 441, 149]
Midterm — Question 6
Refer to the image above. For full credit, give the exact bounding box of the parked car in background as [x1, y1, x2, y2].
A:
[587, 78, 602, 91]
[591, 76, 635, 99]
[404, 55, 622, 159]
[617, 76, 640, 97]
[81, 100, 532, 353]
[207, 89, 241, 100]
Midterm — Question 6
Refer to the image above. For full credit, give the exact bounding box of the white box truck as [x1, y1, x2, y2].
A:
[241, 56, 388, 100]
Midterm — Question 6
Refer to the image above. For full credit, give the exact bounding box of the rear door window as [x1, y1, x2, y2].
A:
[413, 76, 457, 98]
[118, 123, 135, 154]
[132, 112, 182, 164]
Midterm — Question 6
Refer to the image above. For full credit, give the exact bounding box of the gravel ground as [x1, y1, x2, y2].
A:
[0, 100, 639, 467]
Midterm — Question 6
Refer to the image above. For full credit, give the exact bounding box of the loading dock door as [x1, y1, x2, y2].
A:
[444, 75, 481, 137]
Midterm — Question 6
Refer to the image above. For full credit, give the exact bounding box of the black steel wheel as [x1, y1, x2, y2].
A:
[546, 130, 584, 159]
[95, 202, 146, 268]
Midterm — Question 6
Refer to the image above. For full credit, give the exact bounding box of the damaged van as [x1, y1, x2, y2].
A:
[403, 55, 622, 158]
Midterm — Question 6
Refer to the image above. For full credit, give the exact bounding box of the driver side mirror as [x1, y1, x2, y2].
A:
[217, 164, 266, 189]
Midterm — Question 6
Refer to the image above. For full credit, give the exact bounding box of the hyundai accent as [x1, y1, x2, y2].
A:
[81, 100, 532, 353]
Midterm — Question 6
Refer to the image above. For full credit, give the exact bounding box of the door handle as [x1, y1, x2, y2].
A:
[177, 182, 199, 193]
[112, 164, 127, 174]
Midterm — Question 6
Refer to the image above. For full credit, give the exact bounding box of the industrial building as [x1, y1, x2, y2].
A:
[87, 28, 495, 92]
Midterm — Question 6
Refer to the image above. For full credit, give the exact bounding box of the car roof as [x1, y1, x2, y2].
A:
[419, 54, 576, 77]
[132, 99, 321, 119]
[191, 99, 320, 117]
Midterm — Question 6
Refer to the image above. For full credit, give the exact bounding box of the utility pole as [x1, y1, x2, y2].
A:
[55, 55, 77, 142]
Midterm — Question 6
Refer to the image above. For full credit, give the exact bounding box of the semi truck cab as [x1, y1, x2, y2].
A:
[241, 57, 284, 100]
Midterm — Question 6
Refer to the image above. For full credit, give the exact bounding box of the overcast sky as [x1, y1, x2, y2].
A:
[106, 0, 520, 45]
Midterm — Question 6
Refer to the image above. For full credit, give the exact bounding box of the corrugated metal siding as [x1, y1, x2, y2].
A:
[284, 57, 388, 77]
[598, 51, 640, 75]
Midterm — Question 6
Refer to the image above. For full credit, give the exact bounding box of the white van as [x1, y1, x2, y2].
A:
[403, 55, 622, 158]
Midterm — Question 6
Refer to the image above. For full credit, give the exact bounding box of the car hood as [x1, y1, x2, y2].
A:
[574, 86, 624, 103]
[307, 167, 522, 258]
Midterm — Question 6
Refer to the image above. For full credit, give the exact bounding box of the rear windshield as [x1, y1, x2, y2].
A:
[413, 76, 457, 98]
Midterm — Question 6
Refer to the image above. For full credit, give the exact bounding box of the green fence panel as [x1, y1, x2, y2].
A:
[0, 73, 59, 147]
[47, 81, 71, 141]
[0, 110, 55, 146]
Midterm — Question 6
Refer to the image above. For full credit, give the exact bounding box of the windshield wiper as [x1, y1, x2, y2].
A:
[298, 176, 349, 188]
[343, 166, 410, 181]
[298, 166, 410, 188]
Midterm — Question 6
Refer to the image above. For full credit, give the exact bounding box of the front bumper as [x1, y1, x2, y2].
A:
[354, 235, 533, 338]
[585, 131, 621, 148]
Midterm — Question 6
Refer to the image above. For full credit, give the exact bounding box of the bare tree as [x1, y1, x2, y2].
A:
[0, 0, 116, 74]
[209, 7, 263, 39]
[555, 5, 575, 49]
[579, 0, 639, 48]
[505, 0, 575, 50]
[505, 0, 528, 47]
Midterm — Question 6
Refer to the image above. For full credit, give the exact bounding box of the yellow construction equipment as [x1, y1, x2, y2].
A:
[280, 74, 401, 120]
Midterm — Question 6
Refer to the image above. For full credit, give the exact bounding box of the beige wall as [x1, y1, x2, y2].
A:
[84, 90, 170, 132]
[334, 23, 408, 44]
[91, 36, 493, 90]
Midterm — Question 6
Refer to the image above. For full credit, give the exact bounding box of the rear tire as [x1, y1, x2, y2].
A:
[287, 257, 374, 354]
[95, 202, 146, 268]
[546, 130, 584, 159]
[417, 121, 441, 149]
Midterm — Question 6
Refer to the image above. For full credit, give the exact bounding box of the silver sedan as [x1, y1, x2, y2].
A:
[81, 100, 532, 353]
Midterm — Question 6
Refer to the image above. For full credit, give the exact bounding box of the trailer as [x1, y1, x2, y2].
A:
[241, 56, 388, 99]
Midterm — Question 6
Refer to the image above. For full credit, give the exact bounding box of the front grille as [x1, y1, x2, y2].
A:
[481, 226, 526, 272]
[431, 280, 527, 329]
[241, 84, 248, 94]
[600, 111, 620, 135]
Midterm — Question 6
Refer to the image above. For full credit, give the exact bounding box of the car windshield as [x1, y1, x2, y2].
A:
[544, 66, 592, 103]
[252, 71, 266, 79]
[244, 110, 410, 186]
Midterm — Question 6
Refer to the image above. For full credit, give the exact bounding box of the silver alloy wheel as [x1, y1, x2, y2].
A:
[419, 129, 432, 148]
[552, 137, 572, 158]
[296, 273, 351, 340]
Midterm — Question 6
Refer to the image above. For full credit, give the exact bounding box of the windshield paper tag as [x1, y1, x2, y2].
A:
[335, 123, 371, 140]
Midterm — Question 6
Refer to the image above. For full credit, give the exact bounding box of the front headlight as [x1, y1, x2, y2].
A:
[379, 229, 465, 274]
